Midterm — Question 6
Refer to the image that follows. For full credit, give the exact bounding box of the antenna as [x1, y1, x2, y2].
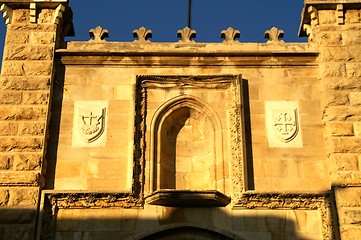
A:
[188, 0, 192, 28]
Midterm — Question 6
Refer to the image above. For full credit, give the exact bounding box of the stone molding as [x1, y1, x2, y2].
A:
[234, 192, 337, 240]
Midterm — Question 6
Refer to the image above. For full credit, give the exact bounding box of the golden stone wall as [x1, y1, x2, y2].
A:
[0, 0, 360, 239]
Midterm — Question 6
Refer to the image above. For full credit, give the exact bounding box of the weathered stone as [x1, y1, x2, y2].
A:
[19, 122, 45, 136]
[345, 10, 361, 24]
[343, 31, 361, 45]
[0, 189, 9, 206]
[332, 171, 361, 185]
[326, 122, 354, 136]
[0, 62, 24, 76]
[5, 31, 29, 45]
[30, 32, 55, 45]
[38, 9, 54, 24]
[24, 61, 53, 76]
[0, 155, 13, 170]
[0, 77, 51, 91]
[0, 137, 43, 152]
[12, 9, 29, 23]
[349, 92, 361, 105]
[0, 92, 22, 104]
[354, 122, 361, 136]
[340, 226, 361, 240]
[22, 92, 49, 105]
[318, 31, 342, 46]
[322, 76, 361, 90]
[318, 10, 336, 24]
[319, 62, 347, 77]
[5, 45, 53, 61]
[14, 154, 42, 171]
[323, 91, 349, 106]
[8, 188, 38, 206]
[0, 224, 34, 240]
[331, 137, 361, 153]
[339, 209, 361, 224]
[323, 107, 361, 121]
[346, 63, 361, 78]
[320, 47, 353, 62]
[0, 107, 47, 121]
[330, 153, 359, 171]
[0, 172, 39, 187]
[8, 24, 57, 32]
[0, 122, 18, 136]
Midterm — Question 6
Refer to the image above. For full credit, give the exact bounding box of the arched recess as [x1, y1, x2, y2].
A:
[133, 224, 246, 240]
[148, 95, 225, 194]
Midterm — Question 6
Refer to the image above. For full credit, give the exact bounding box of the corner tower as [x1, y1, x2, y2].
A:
[0, 0, 72, 239]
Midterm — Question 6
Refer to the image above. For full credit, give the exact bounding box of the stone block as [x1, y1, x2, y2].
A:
[330, 153, 359, 171]
[326, 122, 354, 136]
[0, 77, 51, 91]
[0, 62, 24, 76]
[343, 31, 361, 45]
[8, 188, 38, 207]
[349, 92, 361, 106]
[22, 92, 49, 105]
[4, 45, 54, 61]
[5, 31, 29, 45]
[345, 10, 361, 24]
[318, 32, 342, 46]
[346, 63, 361, 79]
[323, 107, 361, 122]
[354, 122, 361, 136]
[0, 172, 39, 187]
[0, 92, 22, 104]
[319, 62, 347, 78]
[24, 61, 53, 76]
[335, 187, 361, 208]
[0, 155, 14, 170]
[0, 189, 9, 206]
[323, 91, 349, 106]
[0, 122, 19, 136]
[19, 122, 45, 136]
[318, 10, 336, 24]
[320, 47, 353, 62]
[14, 154, 42, 171]
[339, 209, 361, 225]
[322, 77, 361, 90]
[0, 107, 47, 121]
[29, 32, 55, 44]
[8, 24, 57, 33]
[0, 137, 43, 152]
[12, 9, 30, 23]
[340, 226, 361, 240]
[330, 137, 361, 153]
[332, 172, 361, 185]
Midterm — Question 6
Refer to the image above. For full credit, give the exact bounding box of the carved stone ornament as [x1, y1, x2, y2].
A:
[78, 107, 106, 143]
[72, 101, 108, 148]
[235, 192, 337, 240]
[0, 4, 12, 25]
[177, 27, 196, 43]
[264, 27, 284, 43]
[133, 26, 152, 43]
[89, 26, 109, 42]
[272, 108, 298, 143]
[221, 27, 240, 43]
[265, 101, 302, 148]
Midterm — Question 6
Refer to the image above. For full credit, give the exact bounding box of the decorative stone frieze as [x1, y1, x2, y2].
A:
[89, 26, 109, 42]
[264, 27, 284, 43]
[133, 26, 152, 43]
[221, 27, 240, 43]
[177, 26, 196, 43]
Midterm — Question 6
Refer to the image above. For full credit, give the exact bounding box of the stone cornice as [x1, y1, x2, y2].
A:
[56, 42, 318, 67]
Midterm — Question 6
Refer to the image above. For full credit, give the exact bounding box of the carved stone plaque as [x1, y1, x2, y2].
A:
[72, 101, 108, 147]
[265, 101, 302, 148]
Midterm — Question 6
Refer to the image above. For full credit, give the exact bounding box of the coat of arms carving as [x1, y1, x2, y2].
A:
[78, 107, 106, 143]
[272, 109, 298, 143]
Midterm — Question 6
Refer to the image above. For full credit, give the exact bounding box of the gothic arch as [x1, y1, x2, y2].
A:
[147, 95, 225, 194]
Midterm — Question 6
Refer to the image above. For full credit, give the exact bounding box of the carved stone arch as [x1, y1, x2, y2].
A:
[147, 95, 225, 194]
[132, 223, 246, 240]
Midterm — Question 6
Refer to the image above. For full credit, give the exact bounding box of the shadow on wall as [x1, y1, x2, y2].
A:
[38, 206, 317, 240]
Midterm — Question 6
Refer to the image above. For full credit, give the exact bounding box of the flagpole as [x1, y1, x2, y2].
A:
[188, 0, 192, 28]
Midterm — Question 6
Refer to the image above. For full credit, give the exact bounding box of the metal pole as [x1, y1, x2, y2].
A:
[188, 0, 192, 28]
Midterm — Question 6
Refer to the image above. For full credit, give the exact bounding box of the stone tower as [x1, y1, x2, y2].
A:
[0, 0, 360, 239]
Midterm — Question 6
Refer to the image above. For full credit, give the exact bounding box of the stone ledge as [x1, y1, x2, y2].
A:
[145, 190, 231, 207]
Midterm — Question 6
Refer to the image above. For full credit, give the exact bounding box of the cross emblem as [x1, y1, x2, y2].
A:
[273, 112, 295, 135]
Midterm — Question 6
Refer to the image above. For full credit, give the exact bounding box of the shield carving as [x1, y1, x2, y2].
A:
[272, 108, 299, 143]
[78, 107, 106, 143]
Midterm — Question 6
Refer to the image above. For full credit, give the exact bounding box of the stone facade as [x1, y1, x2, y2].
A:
[0, 0, 360, 239]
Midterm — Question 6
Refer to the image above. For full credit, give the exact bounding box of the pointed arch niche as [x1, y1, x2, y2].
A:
[135, 75, 246, 207]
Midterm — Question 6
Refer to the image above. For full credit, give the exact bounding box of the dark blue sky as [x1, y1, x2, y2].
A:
[0, 1, 306, 66]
